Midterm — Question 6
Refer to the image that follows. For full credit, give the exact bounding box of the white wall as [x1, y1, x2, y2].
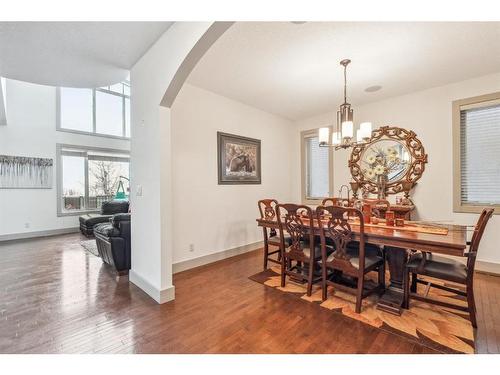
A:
[130, 22, 217, 303]
[294, 72, 500, 266]
[0, 79, 130, 238]
[171, 83, 294, 264]
[0, 77, 6, 126]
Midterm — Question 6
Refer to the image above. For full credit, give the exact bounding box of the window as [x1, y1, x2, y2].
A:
[453, 92, 500, 213]
[59, 88, 93, 132]
[301, 129, 334, 204]
[57, 145, 130, 216]
[57, 80, 130, 138]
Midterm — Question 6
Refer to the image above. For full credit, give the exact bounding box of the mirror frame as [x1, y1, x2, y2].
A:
[348, 126, 428, 195]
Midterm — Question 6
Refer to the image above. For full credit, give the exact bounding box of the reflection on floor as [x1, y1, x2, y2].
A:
[0, 233, 499, 353]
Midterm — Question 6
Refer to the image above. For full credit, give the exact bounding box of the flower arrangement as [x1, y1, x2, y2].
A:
[362, 145, 408, 198]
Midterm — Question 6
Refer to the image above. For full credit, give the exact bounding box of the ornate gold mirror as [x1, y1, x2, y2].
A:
[349, 126, 428, 197]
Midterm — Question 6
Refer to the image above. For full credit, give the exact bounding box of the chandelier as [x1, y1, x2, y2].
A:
[319, 59, 372, 150]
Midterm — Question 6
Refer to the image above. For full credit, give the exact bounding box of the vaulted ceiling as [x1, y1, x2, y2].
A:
[0, 22, 173, 87]
[187, 22, 500, 120]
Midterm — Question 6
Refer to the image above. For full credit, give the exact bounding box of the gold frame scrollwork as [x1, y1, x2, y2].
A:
[348, 126, 428, 195]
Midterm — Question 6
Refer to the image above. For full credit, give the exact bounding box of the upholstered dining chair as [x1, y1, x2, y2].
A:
[258, 199, 291, 270]
[276, 203, 323, 296]
[403, 208, 493, 328]
[316, 205, 386, 313]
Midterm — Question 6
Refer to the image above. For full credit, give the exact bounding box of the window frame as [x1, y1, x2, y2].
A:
[56, 82, 131, 140]
[56, 143, 130, 217]
[300, 128, 334, 205]
[452, 91, 500, 214]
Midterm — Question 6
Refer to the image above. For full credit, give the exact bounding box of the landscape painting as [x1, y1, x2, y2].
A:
[0, 155, 53, 188]
[217, 132, 261, 185]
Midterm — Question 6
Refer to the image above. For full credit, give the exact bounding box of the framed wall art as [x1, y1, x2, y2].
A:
[0, 155, 53, 189]
[217, 132, 261, 185]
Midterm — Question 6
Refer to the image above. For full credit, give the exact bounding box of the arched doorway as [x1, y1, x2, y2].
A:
[129, 22, 233, 303]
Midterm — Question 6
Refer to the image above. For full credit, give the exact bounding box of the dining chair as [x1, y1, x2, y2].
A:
[362, 198, 391, 218]
[403, 208, 493, 328]
[353, 198, 389, 256]
[316, 205, 386, 313]
[322, 197, 352, 207]
[258, 199, 291, 270]
[276, 203, 322, 296]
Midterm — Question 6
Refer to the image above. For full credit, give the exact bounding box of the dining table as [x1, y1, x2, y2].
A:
[256, 216, 469, 315]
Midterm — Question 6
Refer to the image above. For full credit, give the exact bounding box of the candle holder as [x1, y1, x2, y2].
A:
[350, 181, 359, 199]
[401, 181, 415, 206]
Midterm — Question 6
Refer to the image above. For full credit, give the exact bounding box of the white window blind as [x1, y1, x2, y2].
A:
[460, 102, 500, 205]
[305, 135, 330, 199]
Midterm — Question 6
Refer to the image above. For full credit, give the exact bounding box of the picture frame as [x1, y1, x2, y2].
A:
[217, 132, 261, 185]
[0, 155, 53, 189]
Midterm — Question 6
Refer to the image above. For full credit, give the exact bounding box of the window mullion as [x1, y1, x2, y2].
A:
[92, 89, 97, 134]
[84, 153, 89, 210]
[122, 96, 126, 137]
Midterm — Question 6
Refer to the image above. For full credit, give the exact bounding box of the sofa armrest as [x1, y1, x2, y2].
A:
[112, 213, 130, 228]
[101, 200, 130, 215]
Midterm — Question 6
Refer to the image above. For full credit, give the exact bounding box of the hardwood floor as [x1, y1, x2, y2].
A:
[0, 233, 499, 353]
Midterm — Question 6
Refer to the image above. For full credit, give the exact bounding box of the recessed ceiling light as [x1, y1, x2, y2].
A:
[290, 21, 307, 25]
[365, 85, 382, 93]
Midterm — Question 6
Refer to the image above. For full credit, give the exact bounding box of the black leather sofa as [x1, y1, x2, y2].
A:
[79, 200, 129, 236]
[94, 213, 131, 274]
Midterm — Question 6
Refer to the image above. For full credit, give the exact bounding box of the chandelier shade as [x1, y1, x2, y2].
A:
[319, 59, 373, 150]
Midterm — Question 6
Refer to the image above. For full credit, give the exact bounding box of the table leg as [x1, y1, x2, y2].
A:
[376, 246, 408, 315]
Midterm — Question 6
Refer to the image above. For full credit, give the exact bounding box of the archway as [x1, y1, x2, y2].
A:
[129, 22, 233, 303]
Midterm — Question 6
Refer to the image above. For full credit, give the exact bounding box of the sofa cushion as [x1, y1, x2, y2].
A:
[324, 246, 383, 270]
[101, 200, 129, 215]
[79, 213, 112, 227]
[406, 253, 467, 284]
[94, 223, 120, 238]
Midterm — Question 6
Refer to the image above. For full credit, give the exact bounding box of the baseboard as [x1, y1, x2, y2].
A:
[129, 269, 175, 304]
[476, 260, 500, 276]
[0, 227, 80, 242]
[173, 240, 263, 274]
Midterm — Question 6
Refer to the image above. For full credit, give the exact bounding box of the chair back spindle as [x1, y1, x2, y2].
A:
[316, 206, 365, 274]
[258, 199, 279, 237]
[276, 203, 315, 261]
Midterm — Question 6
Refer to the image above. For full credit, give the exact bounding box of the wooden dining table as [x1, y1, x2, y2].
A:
[256, 217, 468, 315]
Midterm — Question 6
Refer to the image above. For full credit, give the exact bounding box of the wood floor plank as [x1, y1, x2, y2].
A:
[0, 233, 499, 353]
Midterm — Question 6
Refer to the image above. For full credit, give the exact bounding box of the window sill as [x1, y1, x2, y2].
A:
[57, 209, 100, 217]
[453, 204, 500, 215]
[56, 127, 130, 141]
[302, 198, 325, 206]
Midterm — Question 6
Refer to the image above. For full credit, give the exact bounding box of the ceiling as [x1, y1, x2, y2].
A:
[187, 22, 500, 120]
[0, 22, 173, 87]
